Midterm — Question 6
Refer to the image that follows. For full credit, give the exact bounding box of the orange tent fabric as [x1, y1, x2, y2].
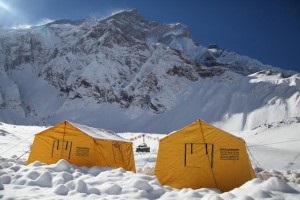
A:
[27, 121, 135, 172]
[155, 120, 255, 192]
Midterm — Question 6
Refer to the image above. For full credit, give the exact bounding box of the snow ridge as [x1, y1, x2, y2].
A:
[0, 9, 299, 133]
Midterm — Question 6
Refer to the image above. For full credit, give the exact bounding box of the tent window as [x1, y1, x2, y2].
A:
[184, 143, 214, 168]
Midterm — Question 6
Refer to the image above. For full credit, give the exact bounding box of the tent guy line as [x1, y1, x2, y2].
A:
[137, 142, 159, 173]
[3, 133, 300, 158]
[247, 138, 300, 147]
[0, 134, 34, 156]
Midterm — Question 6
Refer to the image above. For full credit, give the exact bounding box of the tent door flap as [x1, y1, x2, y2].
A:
[51, 139, 72, 160]
[184, 143, 214, 168]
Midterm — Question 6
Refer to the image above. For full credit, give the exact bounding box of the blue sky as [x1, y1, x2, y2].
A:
[0, 0, 299, 72]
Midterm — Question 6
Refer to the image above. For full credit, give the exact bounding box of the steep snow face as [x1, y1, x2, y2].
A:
[213, 71, 300, 132]
[0, 10, 299, 132]
[199, 46, 296, 76]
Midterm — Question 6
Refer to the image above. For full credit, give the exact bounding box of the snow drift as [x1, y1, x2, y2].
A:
[0, 158, 300, 199]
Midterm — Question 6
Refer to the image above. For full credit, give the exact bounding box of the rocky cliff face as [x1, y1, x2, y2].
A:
[0, 10, 299, 133]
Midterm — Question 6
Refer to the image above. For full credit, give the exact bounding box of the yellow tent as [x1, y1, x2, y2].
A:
[27, 121, 136, 172]
[155, 120, 255, 192]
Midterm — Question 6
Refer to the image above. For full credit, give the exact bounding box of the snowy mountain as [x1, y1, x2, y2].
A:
[0, 9, 299, 133]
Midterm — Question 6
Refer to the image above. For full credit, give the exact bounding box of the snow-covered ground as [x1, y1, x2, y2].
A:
[0, 121, 300, 199]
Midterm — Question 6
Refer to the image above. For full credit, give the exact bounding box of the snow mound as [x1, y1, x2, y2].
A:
[53, 184, 69, 195]
[0, 158, 300, 199]
[27, 171, 52, 187]
[262, 177, 299, 193]
[99, 182, 122, 195]
[49, 159, 74, 173]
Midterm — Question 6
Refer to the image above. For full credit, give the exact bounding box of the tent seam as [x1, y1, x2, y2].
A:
[198, 120, 219, 189]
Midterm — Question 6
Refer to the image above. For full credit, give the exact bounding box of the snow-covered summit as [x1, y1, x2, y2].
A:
[0, 9, 299, 133]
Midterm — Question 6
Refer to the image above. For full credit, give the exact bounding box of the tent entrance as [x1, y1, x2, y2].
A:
[183, 143, 217, 188]
[184, 143, 214, 168]
[51, 139, 72, 160]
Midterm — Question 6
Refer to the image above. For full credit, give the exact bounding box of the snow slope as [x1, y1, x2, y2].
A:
[0, 10, 299, 134]
[0, 121, 300, 199]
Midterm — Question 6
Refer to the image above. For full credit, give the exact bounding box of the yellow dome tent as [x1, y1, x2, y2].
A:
[155, 120, 255, 192]
[27, 121, 136, 172]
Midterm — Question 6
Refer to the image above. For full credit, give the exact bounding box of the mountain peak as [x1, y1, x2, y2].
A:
[0, 9, 299, 133]
[47, 19, 84, 26]
[109, 9, 145, 22]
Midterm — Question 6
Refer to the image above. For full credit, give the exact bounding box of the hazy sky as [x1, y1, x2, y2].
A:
[1, 0, 299, 72]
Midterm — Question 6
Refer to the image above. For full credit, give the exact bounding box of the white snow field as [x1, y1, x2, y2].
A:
[0, 121, 300, 199]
